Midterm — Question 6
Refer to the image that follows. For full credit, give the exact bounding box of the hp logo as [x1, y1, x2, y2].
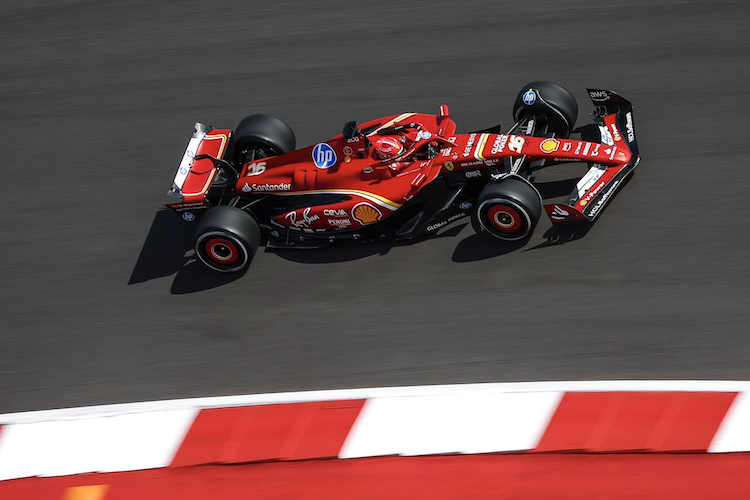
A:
[522, 89, 536, 105]
[312, 143, 337, 169]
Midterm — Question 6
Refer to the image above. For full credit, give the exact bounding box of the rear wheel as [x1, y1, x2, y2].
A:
[512, 81, 578, 138]
[476, 178, 542, 241]
[233, 114, 296, 167]
[194, 206, 260, 273]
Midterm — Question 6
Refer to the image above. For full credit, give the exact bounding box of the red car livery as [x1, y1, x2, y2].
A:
[166, 82, 640, 273]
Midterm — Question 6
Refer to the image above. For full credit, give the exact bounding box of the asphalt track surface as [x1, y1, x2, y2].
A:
[1, 0, 749, 414]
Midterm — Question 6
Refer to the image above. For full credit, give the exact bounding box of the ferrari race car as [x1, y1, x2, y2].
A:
[166, 81, 640, 273]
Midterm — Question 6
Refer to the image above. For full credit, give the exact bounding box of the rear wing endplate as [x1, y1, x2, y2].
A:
[168, 122, 213, 199]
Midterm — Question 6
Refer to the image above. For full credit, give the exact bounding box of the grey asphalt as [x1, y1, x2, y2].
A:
[1, 1, 749, 413]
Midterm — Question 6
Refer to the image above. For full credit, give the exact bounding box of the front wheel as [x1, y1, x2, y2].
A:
[512, 81, 578, 138]
[475, 178, 542, 241]
[194, 206, 261, 273]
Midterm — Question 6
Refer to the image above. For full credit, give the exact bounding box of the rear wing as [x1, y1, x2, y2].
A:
[166, 122, 231, 205]
[544, 88, 641, 224]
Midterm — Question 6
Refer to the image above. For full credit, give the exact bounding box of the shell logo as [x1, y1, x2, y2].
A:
[540, 138, 560, 153]
[352, 203, 383, 224]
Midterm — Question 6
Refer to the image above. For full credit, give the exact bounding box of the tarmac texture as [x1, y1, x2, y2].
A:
[1, 0, 749, 412]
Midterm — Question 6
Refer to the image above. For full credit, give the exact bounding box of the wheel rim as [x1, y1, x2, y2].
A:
[206, 237, 240, 265]
[196, 231, 249, 272]
[488, 205, 523, 233]
[477, 198, 533, 241]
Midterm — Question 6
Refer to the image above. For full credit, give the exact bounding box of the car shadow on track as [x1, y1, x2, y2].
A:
[452, 177, 600, 261]
[170, 260, 247, 294]
[129, 210, 193, 285]
[452, 230, 529, 262]
[130, 174, 613, 291]
[128, 210, 246, 293]
[267, 223, 468, 264]
[525, 170, 636, 251]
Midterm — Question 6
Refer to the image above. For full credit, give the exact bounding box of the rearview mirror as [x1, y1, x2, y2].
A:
[342, 121, 359, 139]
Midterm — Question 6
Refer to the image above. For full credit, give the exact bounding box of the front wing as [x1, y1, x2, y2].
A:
[544, 89, 640, 224]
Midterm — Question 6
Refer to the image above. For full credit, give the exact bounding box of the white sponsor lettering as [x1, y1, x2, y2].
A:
[490, 134, 508, 154]
[610, 123, 622, 141]
[580, 180, 605, 205]
[396, 167, 421, 178]
[582, 143, 591, 156]
[328, 218, 352, 227]
[574, 142, 582, 155]
[625, 112, 635, 142]
[463, 133, 477, 157]
[588, 180, 620, 217]
[427, 212, 467, 232]
[247, 182, 291, 192]
[285, 207, 320, 228]
[323, 209, 347, 216]
[562, 142, 572, 152]
[465, 170, 482, 178]
[589, 90, 609, 101]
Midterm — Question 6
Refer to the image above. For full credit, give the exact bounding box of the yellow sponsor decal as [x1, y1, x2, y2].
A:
[540, 138, 560, 153]
[352, 203, 383, 224]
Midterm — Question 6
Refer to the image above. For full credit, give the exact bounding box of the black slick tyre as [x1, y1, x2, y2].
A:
[194, 206, 261, 273]
[512, 81, 578, 138]
[476, 178, 542, 241]
[233, 114, 296, 167]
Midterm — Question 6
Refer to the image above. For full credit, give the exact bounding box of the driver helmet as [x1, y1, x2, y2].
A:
[374, 136, 404, 160]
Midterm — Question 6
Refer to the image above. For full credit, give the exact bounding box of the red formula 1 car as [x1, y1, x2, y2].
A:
[166, 81, 640, 273]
